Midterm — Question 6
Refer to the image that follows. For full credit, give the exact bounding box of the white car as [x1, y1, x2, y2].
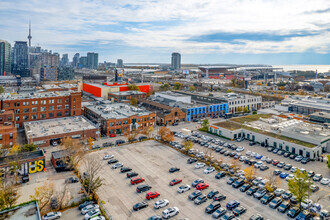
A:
[239, 156, 247, 162]
[177, 184, 191, 193]
[290, 167, 297, 173]
[301, 199, 313, 210]
[254, 161, 263, 168]
[204, 167, 215, 174]
[250, 152, 257, 157]
[245, 150, 252, 156]
[90, 216, 105, 220]
[81, 204, 99, 215]
[42, 212, 62, 220]
[112, 162, 123, 169]
[154, 199, 169, 209]
[261, 157, 269, 162]
[320, 178, 330, 185]
[236, 147, 244, 152]
[103, 154, 114, 160]
[84, 209, 101, 220]
[285, 174, 294, 181]
[274, 188, 285, 197]
[162, 207, 179, 219]
[195, 162, 205, 169]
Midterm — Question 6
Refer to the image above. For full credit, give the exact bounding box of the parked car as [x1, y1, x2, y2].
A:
[196, 183, 209, 190]
[296, 210, 311, 220]
[120, 167, 132, 173]
[169, 178, 182, 186]
[233, 206, 247, 216]
[84, 209, 101, 220]
[107, 159, 118, 164]
[277, 201, 290, 213]
[232, 179, 245, 188]
[50, 196, 58, 209]
[81, 204, 99, 215]
[154, 199, 169, 209]
[205, 201, 221, 214]
[212, 207, 227, 218]
[187, 158, 197, 164]
[269, 197, 282, 209]
[287, 207, 300, 218]
[207, 190, 219, 199]
[215, 171, 226, 179]
[136, 184, 152, 193]
[42, 212, 62, 220]
[282, 191, 292, 200]
[192, 179, 204, 187]
[133, 201, 148, 211]
[103, 154, 114, 160]
[226, 200, 240, 210]
[188, 190, 202, 200]
[127, 172, 138, 178]
[194, 194, 207, 205]
[204, 167, 215, 174]
[131, 177, 145, 185]
[112, 162, 124, 169]
[240, 184, 251, 192]
[274, 188, 285, 197]
[260, 165, 269, 171]
[162, 207, 179, 219]
[253, 188, 267, 200]
[169, 167, 180, 173]
[313, 174, 323, 182]
[246, 186, 259, 196]
[213, 193, 226, 202]
[146, 192, 160, 200]
[177, 184, 191, 193]
[115, 139, 125, 145]
[79, 201, 95, 210]
[65, 177, 79, 183]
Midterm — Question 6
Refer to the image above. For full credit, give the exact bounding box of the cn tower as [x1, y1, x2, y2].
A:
[27, 21, 32, 47]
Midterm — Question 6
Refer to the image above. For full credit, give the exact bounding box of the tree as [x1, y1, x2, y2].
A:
[87, 137, 94, 149]
[160, 83, 171, 91]
[183, 140, 193, 152]
[124, 129, 139, 142]
[201, 118, 209, 131]
[252, 110, 257, 115]
[265, 173, 280, 192]
[127, 84, 140, 91]
[288, 169, 312, 210]
[55, 183, 70, 210]
[9, 145, 20, 155]
[237, 106, 243, 112]
[82, 157, 103, 196]
[243, 106, 249, 113]
[173, 82, 183, 90]
[61, 137, 86, 170]
[130, 97, 138, 107]
[226, 89, 233, 93]
[142, 126, 154, 138]
[189, 85, 195, 91]
[158, 127, 174, 142]
[0, 86, 4, 94]
[30, 182, 55, 212]
[327, 155, 330, 169]
[230, 158, 241, 172]
[243, 166, 257, 183]
[20, 144, 37, 152]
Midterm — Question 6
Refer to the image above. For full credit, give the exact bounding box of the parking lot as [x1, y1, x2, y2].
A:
[86, 140, 287, 220]
[172, 131, 330, 211]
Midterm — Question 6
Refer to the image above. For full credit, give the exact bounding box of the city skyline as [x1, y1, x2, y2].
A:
[1, 0, 330, 64]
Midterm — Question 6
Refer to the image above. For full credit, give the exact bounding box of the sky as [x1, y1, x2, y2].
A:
[1, 0, 330, 64]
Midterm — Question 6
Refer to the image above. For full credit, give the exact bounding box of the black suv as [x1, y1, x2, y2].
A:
[232, 179, 245, 188]
[139, 136, 148, 141]
[136, 184, 151, 193]
[246, 186, 258, 196]
[187, 158, 197, 164]
[108, 159, 118, 164]
[213, 193, 226, 202]
[205, 201, 221, 214]
[115, 139, 125, 145]
[127, 172, 138, 178]
[207, 190, 219, 199]
[188, 190, 202, 200]
[120, 167, 132, 173]
[215, 171, 226, 179]
[260, 193, 275, 205]
[240, 184, 251, 192]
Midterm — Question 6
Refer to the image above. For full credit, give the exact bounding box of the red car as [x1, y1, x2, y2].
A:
[196, 183, 209, 190]
[110, 133, 117, 138]
[131, 177, 145, 185]
[272, 160, 280, 166]
[169, 178, 182, 186]
[146, 191, 160, 200]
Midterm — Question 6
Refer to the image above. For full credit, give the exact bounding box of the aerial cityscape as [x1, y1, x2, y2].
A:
[0, 0, 329, 220]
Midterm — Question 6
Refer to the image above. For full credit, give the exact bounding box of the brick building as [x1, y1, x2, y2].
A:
[0, 110, 16, 148]
[0, 91, 81, 127]
[24, 116, 99, 147]
[138, 99, 186, 126]
[108, 91, 147, 103]
[84, 103, 156, 136]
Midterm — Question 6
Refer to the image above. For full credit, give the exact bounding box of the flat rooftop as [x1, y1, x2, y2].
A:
[0, 201, 41, 220]
[0, 150, 44, 166]
[156, 91, 190, 98]
[24, 116, 98, 139]
[109, 91, 146, 96]
[0, 90, 77, 100]
[214, 114, 329, 148]
[310, 112, 330, 119]
[86, 103, 153, 119]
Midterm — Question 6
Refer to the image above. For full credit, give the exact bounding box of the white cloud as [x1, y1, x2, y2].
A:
[1, 0, 330, 60]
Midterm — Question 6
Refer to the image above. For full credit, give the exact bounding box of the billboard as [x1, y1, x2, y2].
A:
[182, 69, 189, 75]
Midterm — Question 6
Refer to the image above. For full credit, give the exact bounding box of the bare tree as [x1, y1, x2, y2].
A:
[30, 182, 55, 213]
[82, 157, 104, 196]
[265, 172, 280, 192]
[55, 183, 70, 210]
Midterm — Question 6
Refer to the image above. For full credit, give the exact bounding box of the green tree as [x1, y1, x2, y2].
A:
[243, 106, 249, 113]
[83, 157, 104, 196]
[127, 84, 140, 91]
[189, 85, 195, 91]
[252, 110, 257, 115]
[0, 86, 4, 94]
[327, 155, 330, 169]
[183, 140, 193, 152]
[160, 83, 171, 91]
[130, 97, 138, 106]
[201, 118, 209, 131]
[20, 144, 37, 152]
[288, 169, 312, 210]
[173, 82, 183, 90]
